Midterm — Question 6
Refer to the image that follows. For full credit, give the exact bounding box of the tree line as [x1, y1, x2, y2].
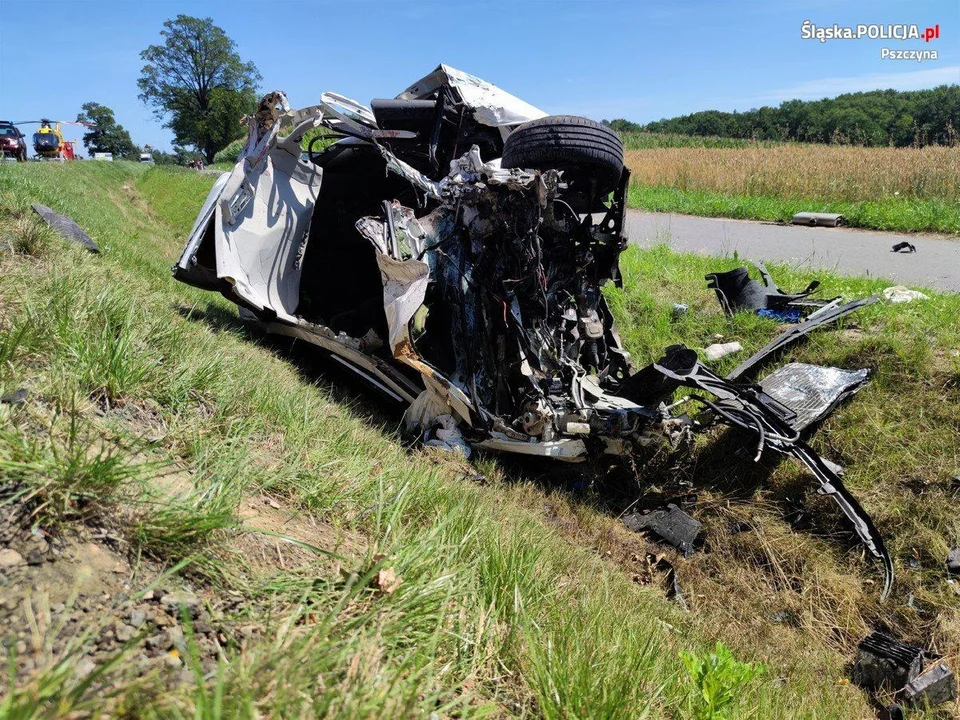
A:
[75, 15, 258, 163]
[606, 85, 959, 147]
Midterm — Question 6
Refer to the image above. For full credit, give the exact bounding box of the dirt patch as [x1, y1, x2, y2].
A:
[234, 493, 365, 576]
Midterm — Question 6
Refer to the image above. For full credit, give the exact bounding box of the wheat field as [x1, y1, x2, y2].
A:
[625, 144, 960, 201]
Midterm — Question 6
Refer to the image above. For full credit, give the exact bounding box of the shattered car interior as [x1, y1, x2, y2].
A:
[173, 65, 893, 598]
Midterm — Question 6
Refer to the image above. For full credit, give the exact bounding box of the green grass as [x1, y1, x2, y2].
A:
[619, 132, 781, 150]
[628, 185, 960, 234]
[0, 161, 957, 717]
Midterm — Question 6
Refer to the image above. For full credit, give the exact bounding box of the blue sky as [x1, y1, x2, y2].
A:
[1, 0, 957, 151]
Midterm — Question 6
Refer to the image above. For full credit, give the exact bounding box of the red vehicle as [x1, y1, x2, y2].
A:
[0, 121, 28, 161]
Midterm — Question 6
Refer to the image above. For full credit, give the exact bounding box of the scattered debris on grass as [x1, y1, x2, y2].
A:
[883, 286, 929, 303]
[704, 341, 742, 361]
[31, 203, 100, 253]
[622, 504, 703, 557]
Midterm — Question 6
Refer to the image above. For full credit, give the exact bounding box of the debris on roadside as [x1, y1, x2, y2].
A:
[671, 303, 689, 320]
[851, 631, 957, 708]
[634, 552, 688, 610]
[791, 211, 844, 227]
[31, 203, 100, 253]
[622, 504, 703, 557]
[852, 632, 924, 691]
[703, 341, 742, 361]
[705, 263, 832, 318]
[727, 296, 877, 381]
[0, 388, 29, 405]
[947, 548, 960, 577]
[891, 241, 917, 253]
[757, 364, 870, 431]
[902, 662, 956, 707]
[883, 286, 929, 304]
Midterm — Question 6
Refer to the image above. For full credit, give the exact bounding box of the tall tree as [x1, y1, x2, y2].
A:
[138, 15, 260, 163]
[76, 102, 138, 158]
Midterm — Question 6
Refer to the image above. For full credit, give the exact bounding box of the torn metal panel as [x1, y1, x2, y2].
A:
[397, 64, 546, 128]
[727, 295, 878, 381]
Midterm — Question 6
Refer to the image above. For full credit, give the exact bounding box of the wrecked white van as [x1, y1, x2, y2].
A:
[173, 66, 893, 596]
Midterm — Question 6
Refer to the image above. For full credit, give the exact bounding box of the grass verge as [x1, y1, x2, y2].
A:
[628, 185, 960, 234]
[0, 161, 957, 717]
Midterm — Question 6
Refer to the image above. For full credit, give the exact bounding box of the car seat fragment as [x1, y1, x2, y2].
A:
[31, 204, 99, 253]
[726, 295, 878, 381]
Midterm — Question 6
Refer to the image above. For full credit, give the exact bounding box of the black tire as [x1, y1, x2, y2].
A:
[501, 115, 624, 198]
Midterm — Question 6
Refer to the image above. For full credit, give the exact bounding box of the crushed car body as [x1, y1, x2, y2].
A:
[173, 65, 893, 597]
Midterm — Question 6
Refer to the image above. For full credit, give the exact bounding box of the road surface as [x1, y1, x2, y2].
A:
[625, 211, 960, 293]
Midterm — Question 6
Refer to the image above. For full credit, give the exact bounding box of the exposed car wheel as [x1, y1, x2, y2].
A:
[501, 115, 624, 204]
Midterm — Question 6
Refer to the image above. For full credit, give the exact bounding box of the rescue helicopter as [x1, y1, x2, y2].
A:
[13, 119, 93, 160]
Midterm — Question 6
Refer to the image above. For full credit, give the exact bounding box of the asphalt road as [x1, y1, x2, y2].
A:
[625, 211, 960, 293]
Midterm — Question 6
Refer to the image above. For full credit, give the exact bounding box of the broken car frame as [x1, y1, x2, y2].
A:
[173, 66, 893, 597]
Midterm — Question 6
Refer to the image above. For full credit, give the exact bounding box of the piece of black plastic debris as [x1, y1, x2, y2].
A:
[31, 204, 100, 253]
[891, 241, 916, 253]
[903, 663, 956, 707]
[727, 295, 879, 381]
[852, 632, 924, 690]
[705, 263, 826, 317]
[947, 548, 960, 577]
[0, 388, 28, 405]
[622, 504, 703, 557]
[879, 704, 904, 720]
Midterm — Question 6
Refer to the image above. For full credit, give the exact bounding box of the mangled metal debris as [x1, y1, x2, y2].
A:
[172, 65, 896, 597]
[706, 263, 831, 318]
[31, 203, 100, 253]
[947, 548, 960, 577]
[892, 241, 917, 253]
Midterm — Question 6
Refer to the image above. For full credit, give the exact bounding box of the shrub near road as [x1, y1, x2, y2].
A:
[0, 161, 958, 717]
[624, 141, 960, 234]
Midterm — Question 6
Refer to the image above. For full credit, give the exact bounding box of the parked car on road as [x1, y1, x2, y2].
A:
[0, 121, 28, 162]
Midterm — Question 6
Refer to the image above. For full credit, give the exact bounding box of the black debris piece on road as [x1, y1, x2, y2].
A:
[0, 389, 29, 405]
[891, 241, 917, 253]
[622, 504, 704, 557]
[852, 632, 924, 691]
[31, 203, 100, 253]
[902, 663, 956, 707]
